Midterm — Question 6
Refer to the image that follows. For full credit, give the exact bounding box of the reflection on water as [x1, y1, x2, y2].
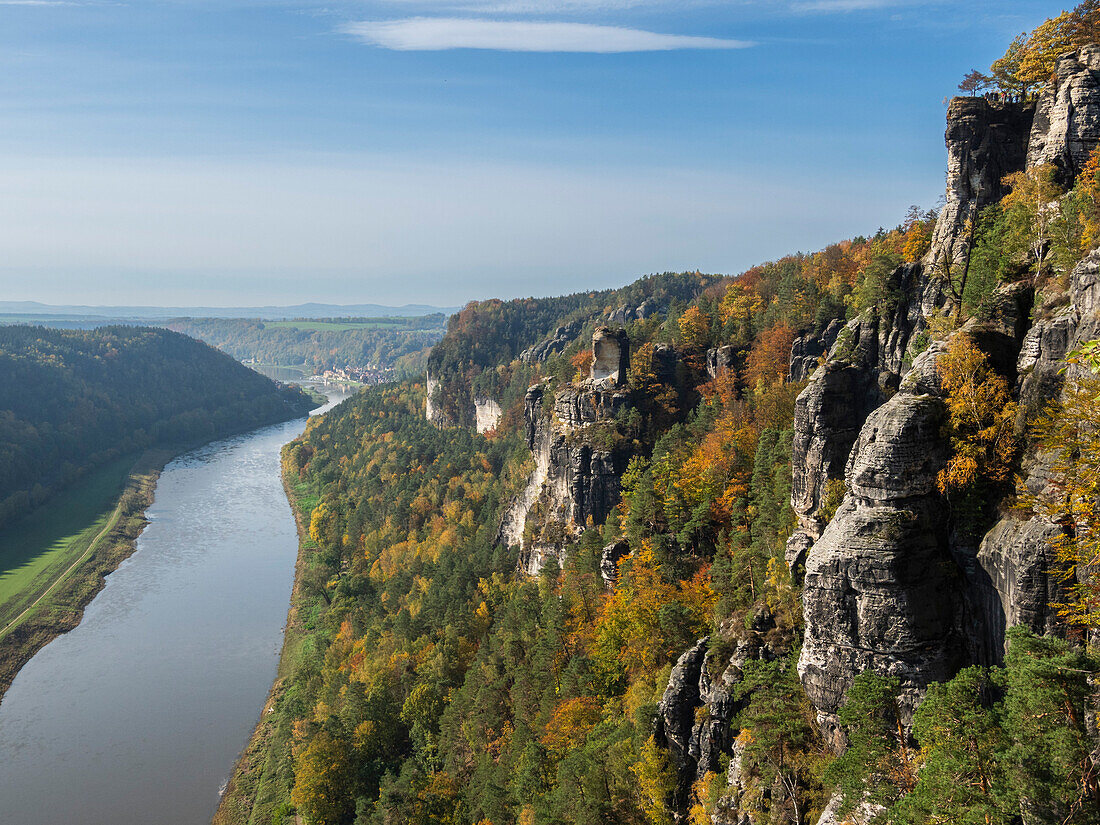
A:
[0, 389, 351, 825]
[249, 364, 308, 382]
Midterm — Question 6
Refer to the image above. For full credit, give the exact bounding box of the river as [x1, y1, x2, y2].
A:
[0, 387, 351, 825]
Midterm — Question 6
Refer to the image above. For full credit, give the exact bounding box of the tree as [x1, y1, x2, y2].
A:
[1000, 628, 1100, 822]
[1023, 342, 1100, 633]
[936, 335, 1019, 540]
[824, 672, 917, 817]
[959, 69, 991, 96]
[291, 731, 358, 825]
[732, 659, 825, 825]
[892, 667, 1013, 825]
[990, 34, 1031, 96]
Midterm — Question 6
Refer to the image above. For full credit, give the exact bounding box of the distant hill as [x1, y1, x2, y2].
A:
[0, 325, 316, 529]
[165, 316, 448, 377]
[0, 300, 458, 322]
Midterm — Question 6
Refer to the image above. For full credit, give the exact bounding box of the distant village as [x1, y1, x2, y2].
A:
[308, 365, 396, 386]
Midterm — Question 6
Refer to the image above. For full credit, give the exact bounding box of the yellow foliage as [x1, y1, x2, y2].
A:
[1021, 357, 1100, 632]
[632, 735, 675, 825]
[935, 335, 1018, 497]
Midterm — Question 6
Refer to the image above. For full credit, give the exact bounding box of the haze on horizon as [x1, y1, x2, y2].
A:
[0, 0, 1059, 308]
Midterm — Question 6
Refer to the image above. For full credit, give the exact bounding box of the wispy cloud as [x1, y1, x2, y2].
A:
[789, 0, 920, 12]
[340, 17, 752, 52]
[0, 1, 76, 5]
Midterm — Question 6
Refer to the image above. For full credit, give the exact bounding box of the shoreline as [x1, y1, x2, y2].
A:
[213, 457, 314, 825]
[0, 448, 171, 705]
[0, 401, 320, 709]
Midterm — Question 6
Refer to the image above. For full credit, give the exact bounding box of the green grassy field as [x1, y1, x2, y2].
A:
[0, 456, 135, 633]
[264, 319, 407, 331]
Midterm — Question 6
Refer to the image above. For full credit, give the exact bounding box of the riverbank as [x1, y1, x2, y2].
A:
[213, 463, 322, 825]
[0, 395, 324, 708]
[0, 448, 172, 704]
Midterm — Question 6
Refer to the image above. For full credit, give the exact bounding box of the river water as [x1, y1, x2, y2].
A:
[0, 388, 351, 825]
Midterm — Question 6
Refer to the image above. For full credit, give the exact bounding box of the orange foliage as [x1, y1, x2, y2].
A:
[745, 325, 796, 388]
[541, 696, 601, 756]
[572, 348, 593, 380]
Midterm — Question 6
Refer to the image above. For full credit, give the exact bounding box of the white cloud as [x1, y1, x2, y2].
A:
[340, 17, 752, 52]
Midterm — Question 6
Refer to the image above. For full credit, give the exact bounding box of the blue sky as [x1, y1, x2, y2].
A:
[0, 0, 1063, 307]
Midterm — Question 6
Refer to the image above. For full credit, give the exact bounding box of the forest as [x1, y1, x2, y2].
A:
[167, 315, 448, 378]
[0, 325, 315, 531]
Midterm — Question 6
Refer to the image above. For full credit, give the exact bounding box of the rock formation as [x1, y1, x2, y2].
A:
[1027, 44, 1100, 185]
[474, 397, 502, 434]
[496, 329, 634, 574]
[591, 327, 630, 386]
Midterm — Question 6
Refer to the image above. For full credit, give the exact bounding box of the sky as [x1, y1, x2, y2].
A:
[0, 0, 1066, 307]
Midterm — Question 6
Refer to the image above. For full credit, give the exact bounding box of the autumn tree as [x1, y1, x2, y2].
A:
[1023, 341, 1100, 632]
[988, 3, 1100, 95]
[291, 730, 358, 825]
[745, 325, 796, 388]
[936, 335, 1019, 540]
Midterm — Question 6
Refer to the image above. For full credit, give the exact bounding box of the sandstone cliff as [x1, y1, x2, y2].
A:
[653, 46, 1100, 825]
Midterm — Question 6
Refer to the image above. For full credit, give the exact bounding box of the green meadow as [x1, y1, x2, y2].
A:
[0, 456, 135, 635]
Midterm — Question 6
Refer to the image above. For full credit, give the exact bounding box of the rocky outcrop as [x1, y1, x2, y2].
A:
[591, 327, 630, 386]
[656, 615, 784, 825]
[608, 297, 660, 326]
[927, 96, 1035, 279]
[790, 95, 1042, 722]
[967, 250, 1100, 664]
[519, 319, 585, 363]
[600, 539, 629, 586]
[707, 345, 736, 380]
[789, 320, 842, 383]
[656, 637, 710, 817]
[425, 371, 447, 427]
[499, 377, 632, 574]
[798, 384, 960, 741]
[474, 397, 502, 434]
[1027, 44, 1100, 185]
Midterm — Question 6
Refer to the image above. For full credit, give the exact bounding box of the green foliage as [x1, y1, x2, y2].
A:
[825, 672, 916, 818]
[881, 629, 1100, 825]
[168, 315, 446, 377]
[0, 325, 313, 531]
[732, 658, 826, 825]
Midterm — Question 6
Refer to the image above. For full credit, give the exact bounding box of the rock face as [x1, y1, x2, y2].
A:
[968, 250, 1100, 665]
[927, 96, 1035, 277]
[474, 397, 502, 434]
[498, 377, 632, 575]
[791, 73, 1100, 758]
[425, 372, 447, 428]
[591, 327, 630, 386]
[519, 319, 585, 363]
[707, 345, 736, 380]
[798, 387, 960, 738]
[655, 614, 784, 825]
[1027, 44, 1100, 185]
[789, 320, 842, 383]
[608, 297, 660, 326]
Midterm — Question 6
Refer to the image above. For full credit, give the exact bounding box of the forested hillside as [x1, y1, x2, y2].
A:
[220, 7, 1100, 825]
[166, 316, 448, 377]
[0, 325, 315, 530]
